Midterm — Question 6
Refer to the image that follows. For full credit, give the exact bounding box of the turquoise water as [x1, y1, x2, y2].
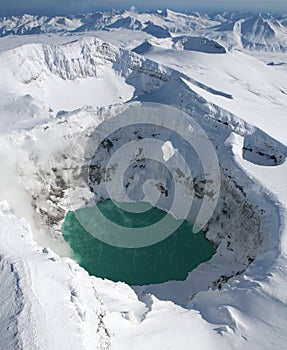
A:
[62, 200, 214, 285]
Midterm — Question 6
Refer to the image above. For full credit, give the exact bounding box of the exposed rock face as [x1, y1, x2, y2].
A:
[25, 103, 265, 284]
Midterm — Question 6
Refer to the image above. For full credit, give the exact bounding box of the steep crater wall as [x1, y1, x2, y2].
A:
[23, 106, 267, 295]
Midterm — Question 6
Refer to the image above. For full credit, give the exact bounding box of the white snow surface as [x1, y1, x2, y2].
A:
[0, 215, 110, 350]
[0, 10, 287, 350]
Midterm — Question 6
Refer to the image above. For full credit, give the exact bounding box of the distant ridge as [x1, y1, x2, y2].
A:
[0, 10, 286, 51]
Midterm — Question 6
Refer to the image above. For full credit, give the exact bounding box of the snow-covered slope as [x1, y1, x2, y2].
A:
[0, 213, 110, 350]
[0, 10, 287, 350]
[210, 13, 287, 51]
[0, 36, 170, 130]
[133, 41, 287, 145]
[134, 36, 226, 54]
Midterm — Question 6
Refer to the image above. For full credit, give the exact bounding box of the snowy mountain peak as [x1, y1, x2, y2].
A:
[1, 10, 286, 51]
[108, 16, 143, 30]
[211, 12, 287, 51]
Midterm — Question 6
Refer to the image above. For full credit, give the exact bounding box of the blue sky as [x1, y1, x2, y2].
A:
[0, 0, 286, 16]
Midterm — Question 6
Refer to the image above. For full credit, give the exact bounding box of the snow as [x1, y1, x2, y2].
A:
[172, 36, 226, 53]
[0, 216, 110, 350]
[135, 43, 287, 145]
[161, 140, 177, 161]
[0, 9, 287, 350]
[25, 70, 133, 112]
[1, 11, 287, 52]
[0, 39, 134, 113]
